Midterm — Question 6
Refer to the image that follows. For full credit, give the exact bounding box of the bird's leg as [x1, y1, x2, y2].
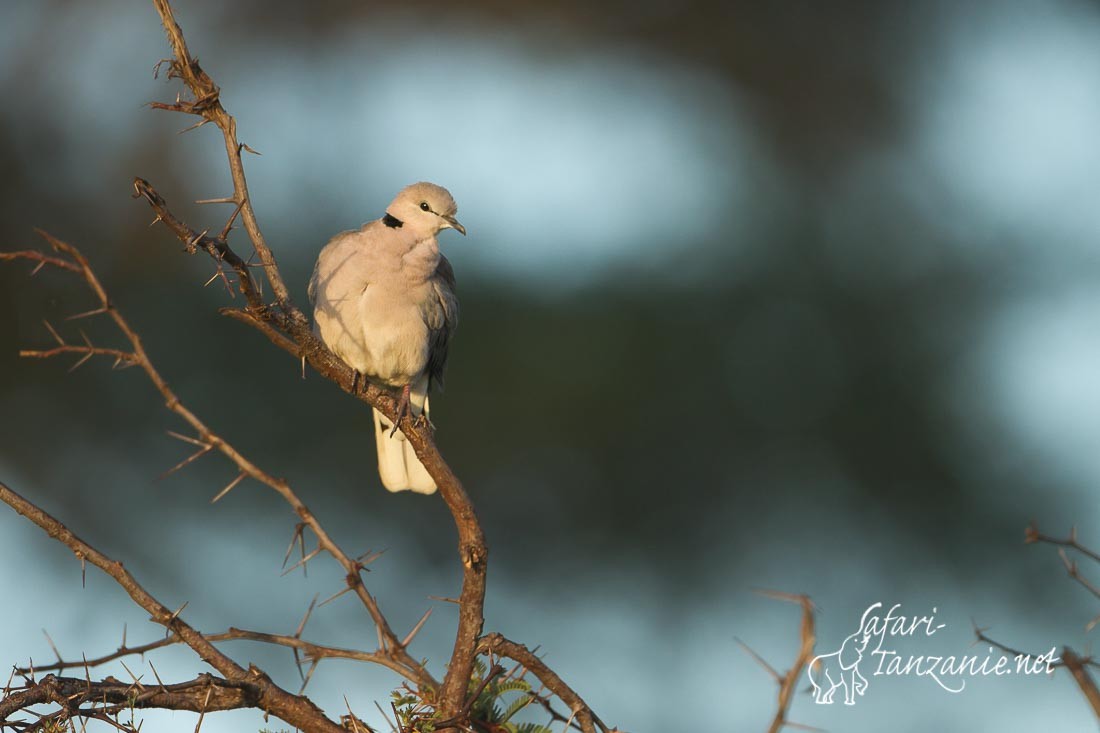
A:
[389, 383, 411, 438]
[351, 370, 360, 394]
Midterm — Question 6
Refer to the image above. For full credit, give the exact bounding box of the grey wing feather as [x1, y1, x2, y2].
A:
[425, 255, 459, 391]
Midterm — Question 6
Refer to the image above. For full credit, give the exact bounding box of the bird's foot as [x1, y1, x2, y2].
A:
[389, 383, 412, 438]
[413, 412, 435, 432]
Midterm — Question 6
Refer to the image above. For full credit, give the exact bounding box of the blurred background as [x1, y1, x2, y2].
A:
[3, 0, 1100, 730]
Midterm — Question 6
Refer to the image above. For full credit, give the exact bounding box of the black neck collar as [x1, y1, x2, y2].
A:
[382, 212, 403, 228]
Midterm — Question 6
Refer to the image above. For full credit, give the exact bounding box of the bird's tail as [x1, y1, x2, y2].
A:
[373, 377, 436, 494]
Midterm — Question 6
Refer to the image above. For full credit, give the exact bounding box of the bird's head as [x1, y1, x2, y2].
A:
[384, 182, 466, 238]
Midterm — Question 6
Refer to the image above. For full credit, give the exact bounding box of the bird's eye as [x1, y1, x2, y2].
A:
[419, 202, 430, 212]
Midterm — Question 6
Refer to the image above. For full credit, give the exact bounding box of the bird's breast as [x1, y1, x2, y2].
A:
[356, 284, 431, 386]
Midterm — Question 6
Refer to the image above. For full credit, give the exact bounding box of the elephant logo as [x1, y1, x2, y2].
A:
[807, 604, 878, 705]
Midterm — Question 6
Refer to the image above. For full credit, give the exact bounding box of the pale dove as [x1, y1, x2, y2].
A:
[309, 182, 463, 494]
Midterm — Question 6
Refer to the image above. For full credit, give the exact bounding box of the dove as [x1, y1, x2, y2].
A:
[309, 182, 463, 494]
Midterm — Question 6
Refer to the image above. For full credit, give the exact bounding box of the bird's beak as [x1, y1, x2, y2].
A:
[442, 215, 466, 236]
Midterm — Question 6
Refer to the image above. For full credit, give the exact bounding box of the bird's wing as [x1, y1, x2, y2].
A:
[425, 254, 459, 391]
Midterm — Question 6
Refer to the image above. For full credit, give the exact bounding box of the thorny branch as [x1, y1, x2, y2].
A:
[1, 674, 261, 729]
[0, 479, 345, 733]
[142, 0, 487, 712]
[3, 235, 438, 694]
[737, 592, 817, 733]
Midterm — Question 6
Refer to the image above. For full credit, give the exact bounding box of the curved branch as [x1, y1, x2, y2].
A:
[0, 481, 343, 733]
[477, 634, 607, 733]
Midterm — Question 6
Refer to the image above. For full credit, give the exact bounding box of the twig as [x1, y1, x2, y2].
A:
[748, 591, 816, 733]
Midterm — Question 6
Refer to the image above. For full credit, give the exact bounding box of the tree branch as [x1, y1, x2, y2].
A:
[0, 480, 344, 733]
[141, 0, 487, 713]
[1, 673, 260, 730]
[477, 634, 607, 733]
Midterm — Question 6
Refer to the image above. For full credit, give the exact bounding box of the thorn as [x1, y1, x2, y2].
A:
[195, 196, 238, 205]
[298, 659, 319, 695]
[67, 351, 95, 372]
[219, 200, 246, 240]
[281, 546, 322, 577]
[158, 443, 215, 481]
[783, 722, 827, 732]
[43, 320, 65, 346]
[118, 660, 144, 689]
[282, 524, 307, 569]
[301, 355, 306, 380]
[121, 623, 127, 649]
[374, 701, 398, 733]
[185, 229, 209, 254]
[294, 595, 319, 639]
[147, 661, 167, 692]
[194, 684, 213, 733]
[203, 269, 222, 288]
[428, 595, 460, 604]
[318, 586, 353, 608]
[343, 696, 362, 733]
[65, 306, 108, 321]
[178, 118, 211, 135]
[356, 548, 386, 568]
[166, 430, 208, 448]
[400, 608, 433, 648]
[41, 629, 62, 664]
[30, 259, 47, 276]
[79, 553, 86, 587]
[734, 637, 780, 682]
[239, 142, 262, 156]
[149, 215, 163, 228]
[211, 471, 248, 504]
[113, 357, 140, 371]
[164, 601, 189, 633]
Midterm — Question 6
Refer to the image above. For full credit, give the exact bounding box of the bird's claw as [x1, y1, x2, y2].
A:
[389, 384, 412, 438]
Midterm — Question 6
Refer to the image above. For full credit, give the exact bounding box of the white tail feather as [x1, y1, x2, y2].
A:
[372, 379, 436, 494]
